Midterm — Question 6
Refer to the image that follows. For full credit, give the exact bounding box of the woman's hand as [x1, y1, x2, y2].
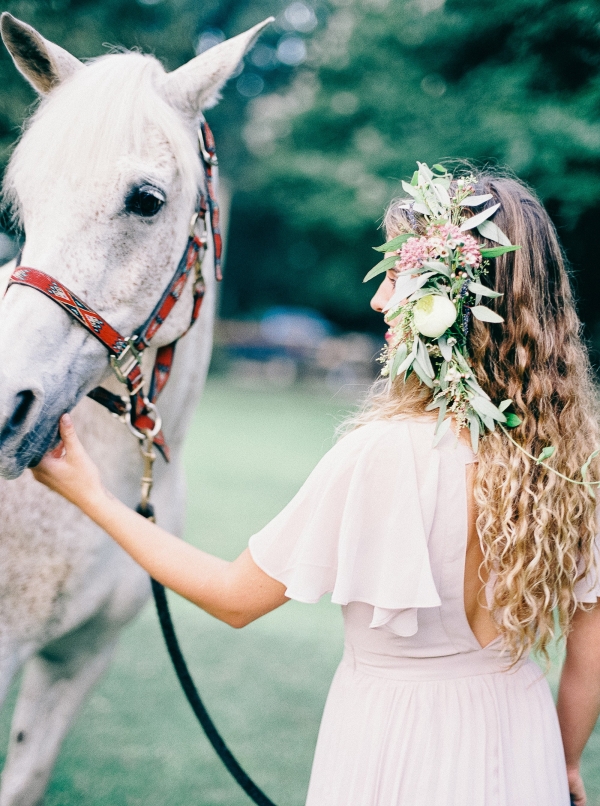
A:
[567, 764, 586, 806]
[32, 414, 104, 510]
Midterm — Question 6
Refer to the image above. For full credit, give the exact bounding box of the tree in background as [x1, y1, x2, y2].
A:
[228, 0, 600, 345]
[2, 0, 600, 350]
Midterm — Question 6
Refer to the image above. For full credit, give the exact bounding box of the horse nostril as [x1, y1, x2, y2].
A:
[0, 390, 36, 444]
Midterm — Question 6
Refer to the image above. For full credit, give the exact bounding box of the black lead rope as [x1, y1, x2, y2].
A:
[149, 577, 278, 806]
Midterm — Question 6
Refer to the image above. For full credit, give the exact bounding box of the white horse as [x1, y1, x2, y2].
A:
[0, 13, 270, 806]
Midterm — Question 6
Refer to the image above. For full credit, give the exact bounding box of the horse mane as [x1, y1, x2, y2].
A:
[3, 51, 202, 227]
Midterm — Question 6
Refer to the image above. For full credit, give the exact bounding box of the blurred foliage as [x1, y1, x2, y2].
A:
[229, 0, 600, 340]
[2, 0, 600, 343]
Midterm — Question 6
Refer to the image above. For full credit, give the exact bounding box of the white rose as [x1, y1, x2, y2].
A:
[413, 295, 457, 338]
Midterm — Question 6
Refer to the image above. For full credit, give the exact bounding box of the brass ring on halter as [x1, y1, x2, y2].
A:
[125, 399, 162, 441]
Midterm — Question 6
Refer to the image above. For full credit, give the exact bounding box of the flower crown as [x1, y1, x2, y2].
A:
[366, 162, 600, 492]
[366, 162, 520, 453]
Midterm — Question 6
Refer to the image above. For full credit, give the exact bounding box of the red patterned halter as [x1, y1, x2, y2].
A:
[6, 120, 222, 460]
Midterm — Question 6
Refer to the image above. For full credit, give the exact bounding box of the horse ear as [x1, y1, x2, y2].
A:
[163, 17, 273, 115]
[0, 13, 83, 95]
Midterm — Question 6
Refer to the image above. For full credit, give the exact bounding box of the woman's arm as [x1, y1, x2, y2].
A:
[556, 603, 600, 806]
[32, 415, 289, 628]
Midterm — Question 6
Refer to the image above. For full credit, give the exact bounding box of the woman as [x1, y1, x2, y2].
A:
[32, 166, 600, 806]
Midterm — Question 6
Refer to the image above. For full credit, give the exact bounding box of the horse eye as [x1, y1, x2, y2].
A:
[125, 185, 165, 218]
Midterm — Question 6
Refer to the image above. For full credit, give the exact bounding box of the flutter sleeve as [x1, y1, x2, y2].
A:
[248, 420, 442, 635]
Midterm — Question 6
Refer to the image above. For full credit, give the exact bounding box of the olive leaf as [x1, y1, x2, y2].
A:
[417, 161, 434, 182]
[432, 163, 447, 173]
[373, 233, 414, 253]
[536, 446, 556, 464]
[477, 219, 512, 246]
[459, 194, 493, 207]
[438, 335, 452, 362]
[459, 203, 500, 232]
[432, 416, 452, 447]
[479, 245, 521, 258]
[363, 254, 398, 283]
[471, 395, 507, 423]
[498, 399, 512, 412]
[468, 281, 502, 299]
[416, 337, 435, 378]
[469, 413, 481, 454]
[471, 305, 504, 324]
[423, 260, 451, 277]
[390, 342, 408, 380]
[439, 360, 449, 390]
[413, 357, 434, 387]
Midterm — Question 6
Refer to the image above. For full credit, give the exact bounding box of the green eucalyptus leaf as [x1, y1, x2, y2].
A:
[504, 413, 522, 428]
[464, 376, 490, 401]
[436, 398, 448, 431]
[416, 338, 435, 378]
[469, 413, 481, 454]
[373, 233, 414, 252]
[439, 360, 448, 390]
[410, 170, 419, 186]
[363, 254, 399, 283]
[477, 219, 512, 246]
[425, 398, 443, 411]
[438, 335, 452, 362]
[423, 260, 451, 277]
[479, 245, 521, 258]
[413, 358, 434, 388]
[536, 446, 556, 463]
[468, 282, 502, 299]
[471, 305, 504, 324]
[390, 342, 408, 380]
[459, 203, 500, 232]
[459, 194, 493, 207]
[432, 416, 452, 447]
[453, 349, 472, 374]
[471, 395, 507, 423]
[432, 163, 447, 173]
[417, 162, 433, 182]
[402, 180, 421, 199]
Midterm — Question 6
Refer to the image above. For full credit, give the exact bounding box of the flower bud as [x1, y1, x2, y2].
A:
[413, 295, 458, 338]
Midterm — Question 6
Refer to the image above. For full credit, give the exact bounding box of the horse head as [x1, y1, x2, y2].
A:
[0, 13, 271, 479]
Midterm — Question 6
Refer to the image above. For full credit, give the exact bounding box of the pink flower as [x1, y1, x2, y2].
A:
[396, 223, 482, 274]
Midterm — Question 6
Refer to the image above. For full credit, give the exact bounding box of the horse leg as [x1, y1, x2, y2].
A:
[0, 618, 120, 806]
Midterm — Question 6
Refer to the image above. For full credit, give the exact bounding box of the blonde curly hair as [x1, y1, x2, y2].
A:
[352, 170, 600, 662]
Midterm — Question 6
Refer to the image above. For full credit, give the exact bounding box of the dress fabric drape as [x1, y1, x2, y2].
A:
[249, 418, 598, 806]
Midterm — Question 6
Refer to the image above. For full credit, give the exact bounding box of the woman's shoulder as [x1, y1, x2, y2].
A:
[337, 416, 474, 463]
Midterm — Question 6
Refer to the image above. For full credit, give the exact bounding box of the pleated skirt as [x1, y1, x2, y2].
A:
[306, 654, 570, 806]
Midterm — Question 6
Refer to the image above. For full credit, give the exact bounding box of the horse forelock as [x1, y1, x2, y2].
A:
[3, 51, 203, 225]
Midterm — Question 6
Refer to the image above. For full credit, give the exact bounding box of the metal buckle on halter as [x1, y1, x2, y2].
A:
[110, 337, 143, 394]
[197, 127, 218, 167]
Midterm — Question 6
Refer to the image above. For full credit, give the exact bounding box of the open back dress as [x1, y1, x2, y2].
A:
[249, 418, 597, 806]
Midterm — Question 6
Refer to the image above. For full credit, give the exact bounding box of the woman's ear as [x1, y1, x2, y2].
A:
[0, 12, 83, 94]
[161, 18, 273, 117]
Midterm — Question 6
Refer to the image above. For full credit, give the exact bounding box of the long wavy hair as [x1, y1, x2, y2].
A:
[352, 169, 600, 662]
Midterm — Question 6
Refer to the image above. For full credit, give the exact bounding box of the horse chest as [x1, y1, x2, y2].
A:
[0, 471, 138, 648]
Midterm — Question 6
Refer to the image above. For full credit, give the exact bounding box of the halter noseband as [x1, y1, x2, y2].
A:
[5, 119, 222, 460]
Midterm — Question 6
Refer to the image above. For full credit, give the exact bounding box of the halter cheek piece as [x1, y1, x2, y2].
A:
[6, 120, 222, 462]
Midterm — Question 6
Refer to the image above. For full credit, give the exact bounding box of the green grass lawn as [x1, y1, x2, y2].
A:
[1, 377, 600, 804]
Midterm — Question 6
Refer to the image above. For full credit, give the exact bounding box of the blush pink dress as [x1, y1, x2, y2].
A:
[249, 418, 598, 806]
